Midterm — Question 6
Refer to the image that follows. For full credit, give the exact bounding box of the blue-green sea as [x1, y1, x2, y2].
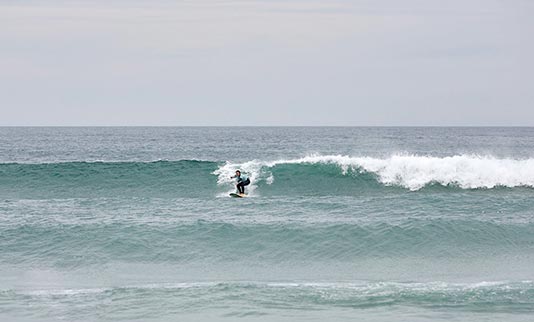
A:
[1, 127, 534, 322]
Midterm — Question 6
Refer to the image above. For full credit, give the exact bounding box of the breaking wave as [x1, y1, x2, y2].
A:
[1, 154, 533, 199]
[215, 154, 534, 191]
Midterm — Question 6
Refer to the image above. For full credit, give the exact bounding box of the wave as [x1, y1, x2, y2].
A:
[3, 281, 534, 314]
[0, 160, 220, 198]
[1, 155, 533, 199]
[3, 219, 533, 266]
[215, 154, 534, 191]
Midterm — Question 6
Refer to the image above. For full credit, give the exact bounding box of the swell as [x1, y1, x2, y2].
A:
[2, 219, 534, 266]
[0, 160, 219, 198]
[1, 154, 534, 199]
[2, 281, 534, 316]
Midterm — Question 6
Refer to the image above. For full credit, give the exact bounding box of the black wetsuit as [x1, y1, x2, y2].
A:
[236, 176, 250, 194]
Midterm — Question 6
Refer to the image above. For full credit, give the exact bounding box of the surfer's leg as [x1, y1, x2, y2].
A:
[239, 179, 250, 194]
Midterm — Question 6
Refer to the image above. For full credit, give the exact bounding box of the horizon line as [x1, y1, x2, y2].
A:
[1, 125, 533, 128]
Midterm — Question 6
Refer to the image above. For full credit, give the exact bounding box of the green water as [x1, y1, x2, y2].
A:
[1, 127, 534, 321]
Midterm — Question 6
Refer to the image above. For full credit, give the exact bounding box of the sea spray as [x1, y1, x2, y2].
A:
[214, 154, 534, 190]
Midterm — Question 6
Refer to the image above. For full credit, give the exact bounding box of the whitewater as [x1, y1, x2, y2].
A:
[214, 154, 534, 191]
[1, 127, 534, 322]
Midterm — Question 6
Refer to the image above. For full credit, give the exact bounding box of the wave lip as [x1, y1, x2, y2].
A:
[214, 154, 534, 191]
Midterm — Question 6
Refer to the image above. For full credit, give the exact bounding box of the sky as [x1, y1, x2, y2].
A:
[1, 0, 533, 126]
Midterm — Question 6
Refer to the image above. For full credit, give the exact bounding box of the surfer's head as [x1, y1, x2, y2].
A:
[235, 170, 241, 176]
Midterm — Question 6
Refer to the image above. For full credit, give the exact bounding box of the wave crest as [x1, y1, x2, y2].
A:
[214, 154, 534, 191]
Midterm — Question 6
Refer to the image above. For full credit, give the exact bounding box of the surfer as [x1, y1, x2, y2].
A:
[231, 170, 250, 195]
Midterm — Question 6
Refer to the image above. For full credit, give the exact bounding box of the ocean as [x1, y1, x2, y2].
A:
[1, 127, 533, 322]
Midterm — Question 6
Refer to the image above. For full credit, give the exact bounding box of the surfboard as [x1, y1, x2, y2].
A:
[229, 193, 247, 198]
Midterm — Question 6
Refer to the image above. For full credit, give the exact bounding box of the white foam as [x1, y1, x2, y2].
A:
[25, 287, 109, 296]
[12, 280, 532, 299]
[213, 160, 267, 196]
[214, 154, 534, 191]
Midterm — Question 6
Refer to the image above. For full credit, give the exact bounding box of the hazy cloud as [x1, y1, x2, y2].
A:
[1, 0, 533, 125]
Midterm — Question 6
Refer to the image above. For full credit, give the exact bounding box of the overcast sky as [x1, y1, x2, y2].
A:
[1, 0, 533, 126]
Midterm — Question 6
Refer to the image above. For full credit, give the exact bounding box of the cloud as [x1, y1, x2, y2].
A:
[1, 0, 533, 125]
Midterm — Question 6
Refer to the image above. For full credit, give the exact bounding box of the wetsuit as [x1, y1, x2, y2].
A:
[235, 174, 250, 194]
